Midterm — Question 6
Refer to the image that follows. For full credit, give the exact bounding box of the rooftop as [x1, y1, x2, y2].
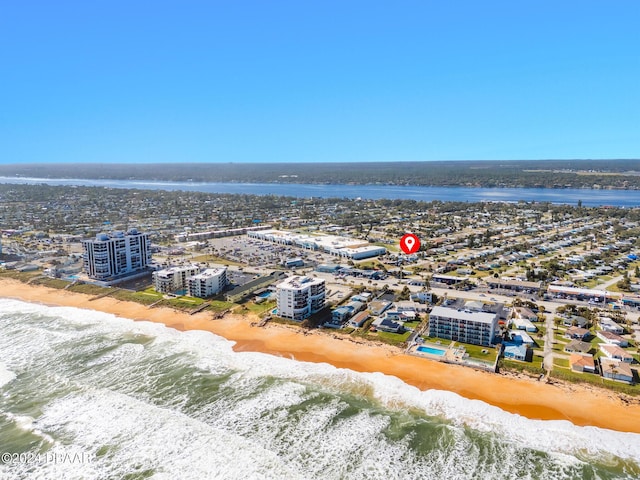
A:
[430, 306, 497, 325]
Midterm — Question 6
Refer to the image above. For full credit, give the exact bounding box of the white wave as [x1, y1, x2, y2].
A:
[0, 361, 16, 388]
[1, 297, 639, 471]
[6, 413, 34, 431]
[35, 389, 306, 480]
[3, 412, 56, 445]
[365, 373, 640, 463]
[213, 348, 640, 465]
[85, 343, 145, 367]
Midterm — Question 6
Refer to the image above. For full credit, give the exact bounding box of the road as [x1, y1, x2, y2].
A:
[592, 275, 623, 291]
[543, 310, 555, 373]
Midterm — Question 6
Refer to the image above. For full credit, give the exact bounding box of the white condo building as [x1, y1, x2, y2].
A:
[276, 276, 326, 321]
[428, 306, 498, 346]
[153, 265, 200, 294]
[82, 229, 151, 281]
[188, 267, 228, 298]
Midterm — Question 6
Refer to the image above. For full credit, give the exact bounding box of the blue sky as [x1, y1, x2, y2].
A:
[0, 1, 638, 164]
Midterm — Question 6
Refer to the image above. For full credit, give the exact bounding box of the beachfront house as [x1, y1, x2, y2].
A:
[503, 343, 528, 361]
[348, 311, 370, 328]
[569, 354, 597, 373]
[600, 358, 634, 383]
[372, 317, 403, 334]
[332, 306, 353, 324]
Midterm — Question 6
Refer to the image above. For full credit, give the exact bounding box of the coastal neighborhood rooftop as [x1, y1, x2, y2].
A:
[429, 306, 498, 325]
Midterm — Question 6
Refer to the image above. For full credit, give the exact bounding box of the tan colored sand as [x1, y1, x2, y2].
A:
[2, 278, 639, 433]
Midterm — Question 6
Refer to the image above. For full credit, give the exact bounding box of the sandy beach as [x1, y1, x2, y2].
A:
[2, 278, 640, 434]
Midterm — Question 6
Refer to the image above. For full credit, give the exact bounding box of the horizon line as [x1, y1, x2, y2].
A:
[1, 158, 640, 166]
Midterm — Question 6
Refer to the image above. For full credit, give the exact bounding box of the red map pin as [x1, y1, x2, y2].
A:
[400, 233, 420, 254]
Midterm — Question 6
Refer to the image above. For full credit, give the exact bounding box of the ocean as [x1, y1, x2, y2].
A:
[1, 298, 639, 480]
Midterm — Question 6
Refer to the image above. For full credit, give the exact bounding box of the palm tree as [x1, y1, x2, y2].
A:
[554, 317, 563, 332]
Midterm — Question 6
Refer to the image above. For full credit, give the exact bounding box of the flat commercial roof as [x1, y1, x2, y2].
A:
[548, 285, 608, 297]
[430, 306, 497, 324]
[487, 278, 542, 288]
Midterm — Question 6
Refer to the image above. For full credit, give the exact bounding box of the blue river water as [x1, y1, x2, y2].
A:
[1, 176, 639, 207]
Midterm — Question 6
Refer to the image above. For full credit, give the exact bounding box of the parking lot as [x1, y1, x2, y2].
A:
[207, 236, 345, 269]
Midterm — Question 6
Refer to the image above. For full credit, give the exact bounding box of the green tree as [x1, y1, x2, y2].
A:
[398, 285, 411, 301]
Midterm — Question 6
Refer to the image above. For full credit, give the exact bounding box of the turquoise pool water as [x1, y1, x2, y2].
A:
[417, 346, 446, 356]
[257, 291, 272, 298]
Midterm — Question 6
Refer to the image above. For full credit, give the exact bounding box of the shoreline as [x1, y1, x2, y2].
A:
[2, 278, 640, 434]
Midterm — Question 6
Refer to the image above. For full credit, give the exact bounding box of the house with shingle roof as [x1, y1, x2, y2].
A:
[600, 358, 634, 383]
[564, 340, 593, 355]
[596, 330, 628, 347]
[570, 354, 596, 373]
[564, 326, 591, 341]
[599, 344, 634, 363]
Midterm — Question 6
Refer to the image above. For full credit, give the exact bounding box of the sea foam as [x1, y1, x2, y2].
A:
[1, 297, 639, 479]
[0, 361, 16, 388]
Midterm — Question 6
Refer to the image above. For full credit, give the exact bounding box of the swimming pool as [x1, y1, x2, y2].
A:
[257, 291, 272, 298]
[417, 346, 446, 356]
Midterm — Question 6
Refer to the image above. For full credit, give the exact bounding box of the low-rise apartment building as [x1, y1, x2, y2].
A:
[428, 306, 498, 346]
[153, 265, 200, 294]
[188, 267, 228, 298]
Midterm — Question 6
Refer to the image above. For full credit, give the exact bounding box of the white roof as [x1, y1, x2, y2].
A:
[277, 275, 325, 290]
[191, 267, 226, 279]
[430, 306, 497, 325]
[548, 285, 607, 297]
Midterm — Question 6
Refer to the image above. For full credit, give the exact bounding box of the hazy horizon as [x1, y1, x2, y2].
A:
[1, 158, 639, 166]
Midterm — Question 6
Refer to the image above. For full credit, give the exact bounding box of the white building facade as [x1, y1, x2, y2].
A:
[188, 267, 228, 298]
[82, 228, 151, 281]
[428, 306, 498, 346]
[153, 265, 200, 294]
[276, 276, 326, 321]
[248, 230, 386, 259]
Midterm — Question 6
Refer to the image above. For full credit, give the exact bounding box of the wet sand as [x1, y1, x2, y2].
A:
[2, 278, 639, 434]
